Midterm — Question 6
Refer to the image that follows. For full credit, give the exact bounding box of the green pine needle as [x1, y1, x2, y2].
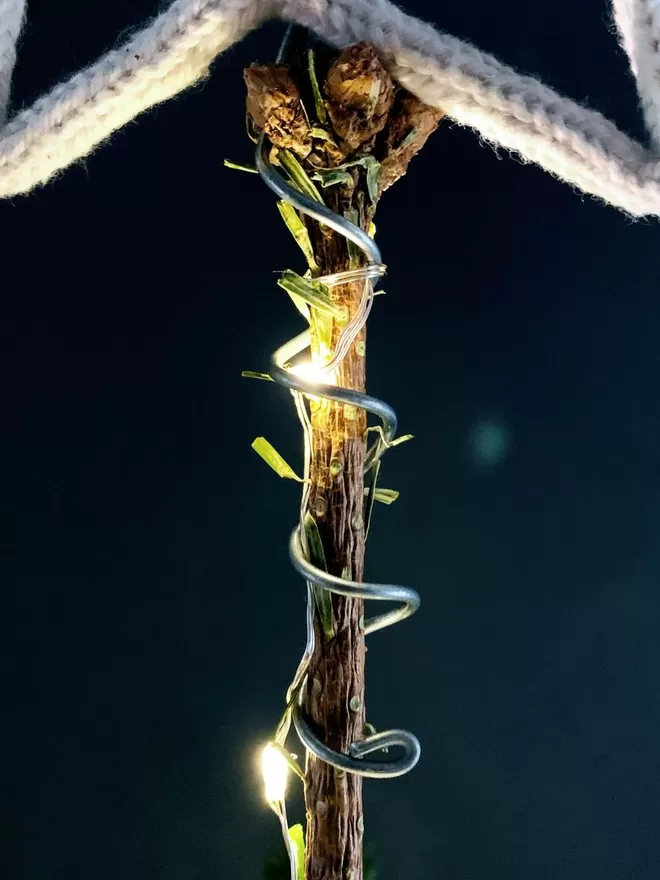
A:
[223, 158, 258, 173]
[307, 50, 328, 124]
[279, 150, 324, 203]
[313, 169, 354, 188]
[241, 370, 273, 382]
[366, 487, 400, 505]
[277, 201, 319, 273]
[304, 513, 335, 639]
[277, 270, 344, 319]
[251, 437, 304, 482]
[288, 825, 305, 880]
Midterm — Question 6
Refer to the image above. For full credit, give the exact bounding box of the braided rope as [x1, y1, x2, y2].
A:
[628, 0, 660, 148]
[0, 0, 24, 127]
[613, 0, 639, 75]
[1, 0, 660, 218]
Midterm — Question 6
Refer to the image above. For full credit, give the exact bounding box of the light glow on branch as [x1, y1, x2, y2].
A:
[262, 743, 290, 804]
[289, 361, 336, 387]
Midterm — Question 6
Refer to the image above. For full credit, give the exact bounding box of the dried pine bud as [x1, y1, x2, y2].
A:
[324, 43, 395, 153]
[244, 64, 312, 159]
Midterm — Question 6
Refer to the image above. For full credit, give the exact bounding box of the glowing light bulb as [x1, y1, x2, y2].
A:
[288, 361, 329, 386]
[262, 743, 289, 803]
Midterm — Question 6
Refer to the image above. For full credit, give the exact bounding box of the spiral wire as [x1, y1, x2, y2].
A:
[258, 26, 421, 788]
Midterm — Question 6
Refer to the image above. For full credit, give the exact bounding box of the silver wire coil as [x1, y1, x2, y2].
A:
[255, 27, 421, 781]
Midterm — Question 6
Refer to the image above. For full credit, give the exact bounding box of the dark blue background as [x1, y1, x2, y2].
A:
[3, 1, 660, 877]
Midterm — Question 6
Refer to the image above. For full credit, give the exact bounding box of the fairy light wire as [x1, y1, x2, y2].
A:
[257, 134, 386, 376]
[261, 21, 421, 772]
[255, 20, 421, 865]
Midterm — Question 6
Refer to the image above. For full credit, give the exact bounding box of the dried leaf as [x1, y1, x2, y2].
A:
[310, 126, 334, 143]
[398, 126, 420, 151]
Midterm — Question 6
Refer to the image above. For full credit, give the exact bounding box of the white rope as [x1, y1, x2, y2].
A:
[628, 0, 660, 148]
[1, 0, 660, 219]
[612, 0, 639, 75]
[0, 0, 24, 127]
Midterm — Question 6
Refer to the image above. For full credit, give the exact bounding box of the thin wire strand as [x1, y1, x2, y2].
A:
[320, 264, 386, 373]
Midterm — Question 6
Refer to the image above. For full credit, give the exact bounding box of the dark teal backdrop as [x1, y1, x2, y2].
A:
[3, 2, 660, 877]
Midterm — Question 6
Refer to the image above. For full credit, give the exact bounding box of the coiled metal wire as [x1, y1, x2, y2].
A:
[257, 26, 421, 784]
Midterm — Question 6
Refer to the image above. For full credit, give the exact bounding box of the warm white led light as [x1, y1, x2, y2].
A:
[288, 361, 330, 386]
[262, 743, 289, 803]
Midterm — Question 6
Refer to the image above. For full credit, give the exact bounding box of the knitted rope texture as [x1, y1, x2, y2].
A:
[0, 0, 24, 128]
[1, 0, 660, 218]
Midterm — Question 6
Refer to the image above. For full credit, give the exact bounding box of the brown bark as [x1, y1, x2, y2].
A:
[245, 41, 443, 880]
[302, 176, 370, 880]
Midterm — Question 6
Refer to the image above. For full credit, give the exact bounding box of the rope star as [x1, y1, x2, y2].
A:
[0, 0, 660, 217]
